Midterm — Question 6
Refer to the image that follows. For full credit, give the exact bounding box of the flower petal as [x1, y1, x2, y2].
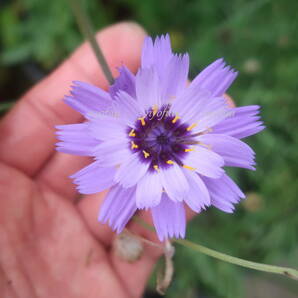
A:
[109, 66, 136, 99]
[55, 123, 98, 156]
[182, 146, 224, 178]
[70, 161, 116, 195]
[190, 58, 238, 96]
[141, 34, 173, 78]
[93, 139, 131, 167]
[202, 174, 245, 213]
[160, 163, 189, 202]
[115, 91, 143, 127]
[64, 81, 112, 116]
[135, 67, 161, 110]
[212, 105, 265, 139]
[198, 134, 256, 170]
[151, 193, 186, 241]
[161, 53, 189, 101]
[183, 170, 211, 212]
[114, 153, 150, 188]
[136, 172, 162, 209]
[98, 185, 137, 233]
[87, 113, 127, 141]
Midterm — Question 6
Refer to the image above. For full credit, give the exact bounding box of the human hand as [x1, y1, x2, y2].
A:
[0, 22, 163, 298]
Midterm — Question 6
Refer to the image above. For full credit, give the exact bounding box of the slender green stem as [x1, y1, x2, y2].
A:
[174, 239, 298, 280]
[67, 0, 114, 85]
[0, 102, 14, 113]
[133, 216, 298, 280]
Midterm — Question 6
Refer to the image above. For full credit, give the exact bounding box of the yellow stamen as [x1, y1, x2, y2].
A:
[186, 123, 197, 131]
[138, 117, 146, 126]
[183, 165, 196, 171]
[185, 148, 195, 152]
[131, 141, 138, 149]
[198, 142, 212, 150]
[152, 105, 158, 116]
[166, 160, 175, 164]
[172, 114, 180, 123]
[129, 129, 136, 137]
[153, 165, 159, 172]
[143, 150, 150, 158]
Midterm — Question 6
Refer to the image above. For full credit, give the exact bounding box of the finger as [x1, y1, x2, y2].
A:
[0, 22, 146, 178]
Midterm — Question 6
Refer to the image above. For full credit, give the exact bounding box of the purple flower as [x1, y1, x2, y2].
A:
[56, 34, 264, 241]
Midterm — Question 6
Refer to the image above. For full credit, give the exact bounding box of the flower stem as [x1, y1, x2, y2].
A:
[133, 216, 298, 280]
[67, 0, 114, 85]
[174, 238, 298, 280]
[0, 102, 14, 113]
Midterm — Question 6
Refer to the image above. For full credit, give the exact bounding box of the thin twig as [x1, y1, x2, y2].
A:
[67, 0, 114, 85]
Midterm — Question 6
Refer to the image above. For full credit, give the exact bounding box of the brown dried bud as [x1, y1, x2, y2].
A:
[113, 230, 144, 262]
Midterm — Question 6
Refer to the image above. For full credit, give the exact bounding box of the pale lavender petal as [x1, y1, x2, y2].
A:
[190, 98, 234, 133]
[135, 67, 161, 110]
[161, 53, 189, 100]
[114, 91, 143, 127]
[136, 172, 162, 209]
[160, 163, 189, 202]
[213, 105, 265, 139]
[171, 87, 212, 122]
[141, 34, 173, 79]
[202, 174, 245, 213]
[64, 81, 112, 116]
[182, 146, 224, 178]
[183, 170, 211, 212]
[141, 36, 154, 69]
[55, 123, 98, 156]
[98, 185, 137, 233]
[109, 66, 136, 99]
[151, 193, 186, 241]
[198, 134, 256, 170]
[87, 114, 127, 141]
[70, 161, 116, 194]
[190, 58, 238, 96]
[114, 153, 150, 188]
[93, 139, 131, 167]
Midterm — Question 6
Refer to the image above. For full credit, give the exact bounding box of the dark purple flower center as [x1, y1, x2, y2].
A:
[128, 105, 198, 172]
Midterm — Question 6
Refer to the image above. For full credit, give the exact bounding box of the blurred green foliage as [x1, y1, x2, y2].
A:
[1, 0, 298, 297]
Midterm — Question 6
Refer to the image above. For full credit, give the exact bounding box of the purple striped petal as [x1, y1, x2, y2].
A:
[87, 114, 127, 141]
[64, 81, 112, 116]
[160, 163, 189, 202]
[114, 153, 150, 188]
[198, 134, 256, 170]
[93, 139, 131, 167]
[161, 53, 189, 100]
[190, 58, 238, 96]
[182, 146, 224, 178]
[183, 170, 211, 212]
[151, 193, 186, 241]
[202, 174, 245, 213]
[141, 34, 173, 79]
[136, 172, 162, 209]
[136, 67, 161, 110]
[114, 91, 143, 127]
[98, 185, 137, 233]
[109, 66, 136, 99]
[55, 123, 98, 156]
[70, 161, 116, 195]
[213, 105, 265, 139]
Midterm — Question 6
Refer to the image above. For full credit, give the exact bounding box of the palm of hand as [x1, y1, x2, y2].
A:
[0, 23, 159, 298]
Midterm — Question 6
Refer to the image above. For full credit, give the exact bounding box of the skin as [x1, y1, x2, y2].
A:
[0, 22, 164, 298]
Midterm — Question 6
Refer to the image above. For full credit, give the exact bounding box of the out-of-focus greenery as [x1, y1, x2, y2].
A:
[1, 0, 298, 297]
